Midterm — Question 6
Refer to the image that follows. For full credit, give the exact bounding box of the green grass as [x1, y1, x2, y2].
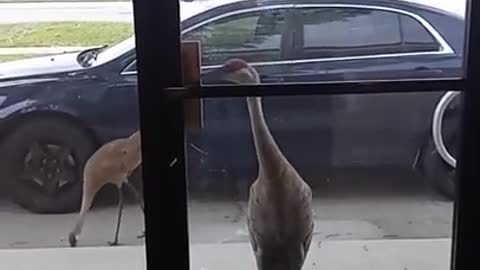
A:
[0, 22, 134, 48]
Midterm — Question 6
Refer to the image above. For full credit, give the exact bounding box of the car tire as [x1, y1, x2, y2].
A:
[422, 113, 459, 200]
[2, 117, 96, 214]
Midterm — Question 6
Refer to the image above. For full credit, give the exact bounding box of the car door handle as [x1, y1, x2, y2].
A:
[260, 75, 284, 83]
[414, 66, 443, 74]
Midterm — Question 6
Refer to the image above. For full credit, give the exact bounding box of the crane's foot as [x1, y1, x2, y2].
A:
[108, 240, 119, 246]
[68, 233, 77, 247]
[136, 231, 145, 239]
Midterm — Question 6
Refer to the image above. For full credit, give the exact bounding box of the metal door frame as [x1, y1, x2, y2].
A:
[131, 1, 479, 269]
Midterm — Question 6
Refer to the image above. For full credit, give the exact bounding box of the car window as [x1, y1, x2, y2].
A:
[400, 15, 441, 52]
[123, 60, 137, 73]
[298, 7, 441, 59]
[183, 9, 287, 66]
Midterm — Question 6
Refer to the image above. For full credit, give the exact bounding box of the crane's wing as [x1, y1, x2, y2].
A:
[247, 215, 259, 253]
[247, 193, 263, 270]
[247, 182, 260, 254]
[302, 222, 314, 259]
[299, 181, 314, 263]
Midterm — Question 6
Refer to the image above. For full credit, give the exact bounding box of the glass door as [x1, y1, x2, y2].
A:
[131, 0, 480, 270]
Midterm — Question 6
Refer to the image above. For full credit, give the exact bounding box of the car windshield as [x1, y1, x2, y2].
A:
[74, 0, 241, 68]
[76, 0, 243, 68]
[77, 36, 136, 68]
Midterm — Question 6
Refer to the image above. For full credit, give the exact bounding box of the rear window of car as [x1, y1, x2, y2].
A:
[400, 14, 440, 50]
[298, 7, 441, 59]
[123, 61, 137, 73]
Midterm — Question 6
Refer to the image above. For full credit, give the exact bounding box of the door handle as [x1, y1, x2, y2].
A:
[414, 66, 443, 74]
[260, 75, 284, 83]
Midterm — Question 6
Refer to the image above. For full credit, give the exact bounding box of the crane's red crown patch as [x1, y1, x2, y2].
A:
[224, 58, 249, 72]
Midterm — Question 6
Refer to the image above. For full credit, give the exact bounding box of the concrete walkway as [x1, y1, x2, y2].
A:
[0, 239, 452, 270]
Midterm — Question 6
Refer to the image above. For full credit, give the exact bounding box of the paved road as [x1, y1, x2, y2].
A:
[0, 2, 134, 23]
[0, 172, 454, 249]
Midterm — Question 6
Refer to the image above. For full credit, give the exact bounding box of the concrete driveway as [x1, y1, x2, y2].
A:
[0, 239, 452, 270]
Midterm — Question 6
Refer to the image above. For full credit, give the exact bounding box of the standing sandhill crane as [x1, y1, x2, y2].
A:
[205, 59, 314, 270]
[68, 130, 144, 247]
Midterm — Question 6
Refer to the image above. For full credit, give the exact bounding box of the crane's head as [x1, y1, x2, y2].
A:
[203, 58, 260, 85]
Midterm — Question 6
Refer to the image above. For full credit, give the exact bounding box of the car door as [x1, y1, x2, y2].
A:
[289, 5, 460, 168]
[93, 59, 140, 142]
[182, 6, 303, 181]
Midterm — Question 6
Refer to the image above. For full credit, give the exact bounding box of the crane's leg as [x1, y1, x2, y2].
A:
[126, 181, 144, 213]
[108, 184, 124, 246]
[69, 174, 103, 247]
[125, 181, 145, 239]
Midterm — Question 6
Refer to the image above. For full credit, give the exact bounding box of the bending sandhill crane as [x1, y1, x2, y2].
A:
[68, 130, 143, 247]
[205, 59, 314, 270]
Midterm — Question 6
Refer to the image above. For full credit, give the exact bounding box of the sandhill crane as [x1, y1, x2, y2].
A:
[205, 59, 314, 270]
[68, 130, 144, 247]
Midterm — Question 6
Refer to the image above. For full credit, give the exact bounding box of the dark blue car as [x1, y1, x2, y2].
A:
[0, 0, 465, 213]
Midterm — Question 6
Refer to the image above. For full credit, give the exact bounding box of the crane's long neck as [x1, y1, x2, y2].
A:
[247, 96, 289, 179]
